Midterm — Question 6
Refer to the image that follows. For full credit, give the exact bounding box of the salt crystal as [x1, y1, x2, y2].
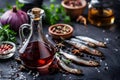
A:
[32, 72, 35, 76]
[33, 77, 36, 80]
[104, 66, 109, 71]
[95, 67, 100, 73]
[106, 67, 109, 70]
[62, 74, 66, 77]
[28, 70, 32, 75]
[105, 63, 108, 66]
[102, 30, 105, 33]
[100, 59, 102, 62]
[114, 48, 119, 52]
[104, 38, 110, 43]
[33, 75, 36, 80]
[69, 76, 72, 79]
[18, 72, 26, 80]
[35, 72, 39, 77]
[105, 38, 109, 41]
[46, 34, 49, 38]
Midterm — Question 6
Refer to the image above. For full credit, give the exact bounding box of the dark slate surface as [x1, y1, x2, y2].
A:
[0, 0, 120, 80]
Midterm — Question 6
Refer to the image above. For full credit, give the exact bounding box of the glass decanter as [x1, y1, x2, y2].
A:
[88, 0, 115, 27]
[19, 8, 55, 73]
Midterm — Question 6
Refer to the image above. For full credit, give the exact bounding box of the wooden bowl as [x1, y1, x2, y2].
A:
[48, 24, 73, 39]
[61, 0, 87, 19]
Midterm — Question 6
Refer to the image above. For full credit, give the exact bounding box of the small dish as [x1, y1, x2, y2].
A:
[48, 23, 73, 39]
[61, 0, 87, 19]
[0, 41, 16, 59]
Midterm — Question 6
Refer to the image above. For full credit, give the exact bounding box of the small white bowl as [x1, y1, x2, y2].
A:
[0, 41, 16, 59]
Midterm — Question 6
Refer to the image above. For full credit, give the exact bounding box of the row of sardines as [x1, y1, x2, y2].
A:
[55, 36, 106, 74]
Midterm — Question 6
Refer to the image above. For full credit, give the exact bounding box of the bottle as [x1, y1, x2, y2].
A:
[19, 8, 56, 74]
[88, 0, 115, 27]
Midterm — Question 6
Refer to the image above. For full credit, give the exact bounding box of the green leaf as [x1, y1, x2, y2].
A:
[50, 4, 55, 11]
[62, 58, 71, 64]
[64, 16, 71, 23]
[42, 0, 71, 25]
[0, 25, 16, 42]
[3, 25, 9, 29]
[0, 36, 4, 41]
[16, 0, 24, 9]
[6, 2, 12, 9]
[50, 0, 56, 3]
[0, 9, 5, 13]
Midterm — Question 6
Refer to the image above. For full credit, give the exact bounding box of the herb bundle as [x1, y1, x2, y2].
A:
[42, 0, 71, 25]
[0, 25, 16, 42]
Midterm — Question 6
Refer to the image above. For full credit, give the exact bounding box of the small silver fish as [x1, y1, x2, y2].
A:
[70, 38, 96, 47]
[59, 50, 99, 67]
[76, 36, 106, 47]
[55, 54, 82, 74]
[65, 40, 103, 57]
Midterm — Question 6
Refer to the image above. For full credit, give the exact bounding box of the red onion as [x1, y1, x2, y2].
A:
[0, 6, 28, 32]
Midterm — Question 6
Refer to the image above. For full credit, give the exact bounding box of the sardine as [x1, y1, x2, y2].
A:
[70, 38, 96, 47]
[59, 50, 99, 67]
[55, 55, 82, 74]
[76, 36, 106, 47]
[65, 40, 103, 57]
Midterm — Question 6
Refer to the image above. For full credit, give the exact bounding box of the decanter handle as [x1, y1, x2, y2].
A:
[19, 24, 32, 45]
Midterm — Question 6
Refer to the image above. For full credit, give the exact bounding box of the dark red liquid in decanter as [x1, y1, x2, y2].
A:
[20, 41, 55, 68]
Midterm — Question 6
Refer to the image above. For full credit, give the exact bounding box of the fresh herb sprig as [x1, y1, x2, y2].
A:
[0, 25, 17, 42]
[42, 0, 71, 25]
[56, 52, 71, 64]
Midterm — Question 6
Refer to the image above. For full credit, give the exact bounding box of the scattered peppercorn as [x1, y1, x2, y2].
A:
[92, 56, 96, 60]
[101, 56, 105, 60]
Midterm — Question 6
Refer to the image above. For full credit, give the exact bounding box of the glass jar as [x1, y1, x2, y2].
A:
[19, 8, 56, 74]
[88, 0, 115, 27]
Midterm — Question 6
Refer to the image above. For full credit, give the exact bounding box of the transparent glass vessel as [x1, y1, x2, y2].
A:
[88, 0, 115, 27]
[19, 8, 55, 74]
